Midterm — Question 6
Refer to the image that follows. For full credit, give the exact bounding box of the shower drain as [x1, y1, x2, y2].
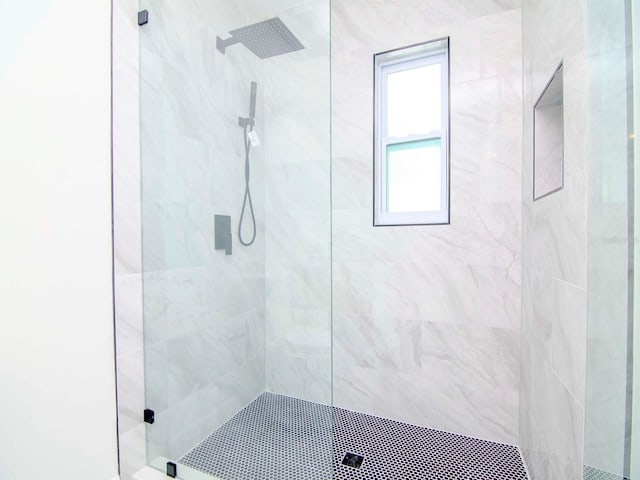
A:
[342, 452, 365, 469]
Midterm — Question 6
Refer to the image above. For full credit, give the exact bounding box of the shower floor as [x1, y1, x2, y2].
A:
[180, 392, 528, 480]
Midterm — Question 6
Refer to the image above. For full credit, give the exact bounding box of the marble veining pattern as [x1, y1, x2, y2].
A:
[332, 0, 523, 445]
[138, 0, 271, 464]
[115, 0, 531, 476]
[114, 0, 333, 475]
[263, 0, 332, 405]
[520, 0, 589, 477]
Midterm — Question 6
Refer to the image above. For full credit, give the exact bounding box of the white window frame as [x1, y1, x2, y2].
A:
[373, 38, 450, 226]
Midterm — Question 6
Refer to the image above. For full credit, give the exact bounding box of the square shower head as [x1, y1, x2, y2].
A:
[228, 17, 304, 59]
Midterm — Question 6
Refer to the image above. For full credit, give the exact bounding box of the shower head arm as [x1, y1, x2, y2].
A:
[216, 35, 241, 54]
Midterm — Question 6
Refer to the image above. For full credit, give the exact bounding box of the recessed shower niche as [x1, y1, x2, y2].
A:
[533, 62, 564, 200]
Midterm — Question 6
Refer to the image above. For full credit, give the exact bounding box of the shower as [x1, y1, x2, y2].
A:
[219, 17, 305, 246]
[216, 17, 305, 59]
[129, 2, 546, 480]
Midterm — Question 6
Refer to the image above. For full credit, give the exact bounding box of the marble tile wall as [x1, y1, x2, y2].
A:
[520, 0, 589, 478]
[108, 2, 637, 478]
[114, 0, 293, 475]
[113, 1, 333, 476]
[138, 0, 269, 463]
[331, 0, 523, 445]
[262, 0, 332, 405]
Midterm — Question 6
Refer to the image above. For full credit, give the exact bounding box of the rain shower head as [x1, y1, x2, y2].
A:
[216, 17, 304, 59]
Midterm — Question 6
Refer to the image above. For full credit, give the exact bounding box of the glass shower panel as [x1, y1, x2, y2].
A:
[584, 1, 635, 479]
[139, 1, 332, 478]
[632, 2, 640, 477]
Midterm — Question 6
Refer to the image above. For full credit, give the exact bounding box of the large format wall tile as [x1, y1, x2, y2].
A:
[334, 364, 519, 445]
[114, 0, 285, 473]
[117, 0, 523, 475]
[263, 3, 332, 405]
[520, 0, 589, 478]
[116, 0, 333, 474]
[332, 1, 523, 444]
[520, 339, 585, 479]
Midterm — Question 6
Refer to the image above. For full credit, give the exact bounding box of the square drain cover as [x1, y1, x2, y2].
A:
[342, 452, 365, 469]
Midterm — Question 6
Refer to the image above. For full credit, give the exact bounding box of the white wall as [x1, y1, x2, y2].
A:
[0, 2, 119, 480]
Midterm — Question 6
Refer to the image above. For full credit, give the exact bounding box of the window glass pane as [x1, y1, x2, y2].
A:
[386, 138, 442, 213]
[386, 62, 441, 137]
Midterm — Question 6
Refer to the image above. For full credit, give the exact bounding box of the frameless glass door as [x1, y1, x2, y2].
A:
[139, 1, 332, 478]
[632, 2, 640, 477]
[584, 1, 636, 479]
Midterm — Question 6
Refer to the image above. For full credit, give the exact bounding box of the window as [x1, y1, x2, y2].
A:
[374, 38, 450, 226]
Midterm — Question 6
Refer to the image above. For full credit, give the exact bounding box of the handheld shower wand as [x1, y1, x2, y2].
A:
[249, 81, 257, 119]
[238, 81, 258, 247]
[239, 81, 257, 128]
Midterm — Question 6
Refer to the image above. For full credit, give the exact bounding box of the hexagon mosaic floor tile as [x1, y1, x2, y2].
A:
[180, 392, 528, 480]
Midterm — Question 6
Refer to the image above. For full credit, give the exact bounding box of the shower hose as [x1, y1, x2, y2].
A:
[238, 124, 256, 246]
